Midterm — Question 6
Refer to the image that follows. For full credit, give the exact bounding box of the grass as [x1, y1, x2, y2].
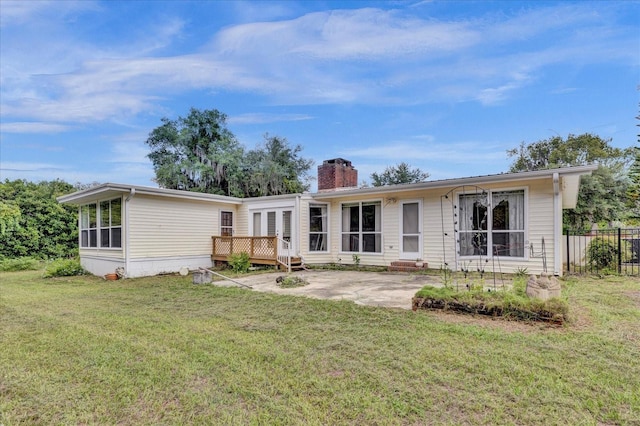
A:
[414, 277, 569, 323]
[1, 270, 639, 425]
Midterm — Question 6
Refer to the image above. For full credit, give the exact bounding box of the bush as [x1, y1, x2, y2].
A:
[0, 257, 41, 272]
[43, 258, 86, 278]
[227, 252, 251, 273]
[586, 236, 631, 272]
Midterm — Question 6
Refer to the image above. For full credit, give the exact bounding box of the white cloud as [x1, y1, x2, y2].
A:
[228, 113, 313, 125]
[342, 141, 506, 163]
[1, 2, 637, 127]
[0, 122, 71, 133]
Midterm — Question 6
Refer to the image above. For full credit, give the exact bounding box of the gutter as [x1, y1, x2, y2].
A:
[124, 188, 136, 278]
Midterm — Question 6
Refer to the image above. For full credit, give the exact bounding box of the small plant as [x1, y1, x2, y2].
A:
[439, 264, 454, 289]
[43, 258, 85, 278]
[514, 266, 529, 278]
[227, 252, 251, 273]
[352, 254, 361, 267]
[0, 257, 40, 272]
[277, 275, 309, 288]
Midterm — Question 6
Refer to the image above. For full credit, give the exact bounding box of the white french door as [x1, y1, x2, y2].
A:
[253, 209, 294, 255]
[400, 200, 422, 260]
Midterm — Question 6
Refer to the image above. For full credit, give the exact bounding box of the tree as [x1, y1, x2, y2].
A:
[145, 109, 314, 198]
[242, 134, 313, 197]
[626, 101, 640, 219]
[0, 179, 78, 259]
[146, 108, 245, 196]
[370, 162, 430, 187]
[507, 133, 633, 230]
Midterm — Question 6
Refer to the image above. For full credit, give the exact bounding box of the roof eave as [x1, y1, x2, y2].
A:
[310, 165, 598, 200]
[57, 183, 244, 205]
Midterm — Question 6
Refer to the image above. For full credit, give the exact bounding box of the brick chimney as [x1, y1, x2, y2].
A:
[317, 158, 358, 191]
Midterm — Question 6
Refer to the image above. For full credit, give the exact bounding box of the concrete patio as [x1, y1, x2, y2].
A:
[208, 270, 445, 310]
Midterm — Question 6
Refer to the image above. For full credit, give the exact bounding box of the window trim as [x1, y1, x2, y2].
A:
[339, 199, 383, 255]
[308, 202, 329, 253]
[220, 210, 234, 237]
[79, 197, 122, 250]
[457, 187, 528, 260]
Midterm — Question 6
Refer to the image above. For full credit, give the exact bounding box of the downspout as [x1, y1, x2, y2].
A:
[553, 173, 561, 276]
[124, 188, 136, 278]
[295, 194, 301, 257]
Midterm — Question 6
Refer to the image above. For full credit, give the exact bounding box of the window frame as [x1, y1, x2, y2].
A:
[220, 210, 234, 237]
[80, 197, 122, 249]
[457, 188, 528, 260]
[340, 200, 383, 254]
[308, 203, 329, 252]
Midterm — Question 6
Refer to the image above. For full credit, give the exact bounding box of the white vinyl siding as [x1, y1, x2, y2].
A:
[128, 195, 225, 258]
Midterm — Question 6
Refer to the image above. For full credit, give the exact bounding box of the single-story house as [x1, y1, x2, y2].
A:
[57, 158, 596, 278]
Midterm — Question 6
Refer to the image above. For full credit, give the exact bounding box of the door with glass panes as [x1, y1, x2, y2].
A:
[252, 209, 294, 255]
[400, 200, 422, 259]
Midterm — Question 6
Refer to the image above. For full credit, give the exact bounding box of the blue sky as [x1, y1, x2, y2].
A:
[1, 1, 638, 191]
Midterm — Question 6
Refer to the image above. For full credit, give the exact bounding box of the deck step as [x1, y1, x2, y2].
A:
[388, 261, 428, 272]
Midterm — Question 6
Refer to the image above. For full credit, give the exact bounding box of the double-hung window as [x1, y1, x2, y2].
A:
[341, 201, 381, 253]
[80, 198, 122, 248]
[458, 190, 525, 258]
[309, 204, 328, 251]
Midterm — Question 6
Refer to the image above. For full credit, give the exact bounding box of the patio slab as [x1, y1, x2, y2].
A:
[210, 270, 444, 310]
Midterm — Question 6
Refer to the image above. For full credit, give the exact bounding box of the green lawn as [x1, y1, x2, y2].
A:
[1, 271, 639, 425]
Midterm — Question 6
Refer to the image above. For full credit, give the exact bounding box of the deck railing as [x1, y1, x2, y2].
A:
[212, 236, 292, 272]
[276, 237, 291, 273]
[212, 236, 277, 261]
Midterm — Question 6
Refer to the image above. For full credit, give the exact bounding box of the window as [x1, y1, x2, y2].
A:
[80, 204, 97, 248]
[309, 204, 328, 251]
[80, 198, 121, 248]
[252, 212, 261, 236]
[458, 190, 525, 258]
[221, 211, 233, 236]
[492, 191, 525, 257]
[341, 201, 381, 253]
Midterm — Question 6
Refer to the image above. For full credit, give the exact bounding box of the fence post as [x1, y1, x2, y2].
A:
[618, 227, 622, 274]
[566, 229, 571, 274]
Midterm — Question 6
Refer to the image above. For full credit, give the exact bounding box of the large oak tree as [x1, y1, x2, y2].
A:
[145, 108, 313, 198]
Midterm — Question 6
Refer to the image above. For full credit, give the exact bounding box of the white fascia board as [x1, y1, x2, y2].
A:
[310, 165, 598, 200]
[57, 183, 243, 205]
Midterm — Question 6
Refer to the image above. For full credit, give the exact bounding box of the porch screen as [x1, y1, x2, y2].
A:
[80, 198, 121, 248]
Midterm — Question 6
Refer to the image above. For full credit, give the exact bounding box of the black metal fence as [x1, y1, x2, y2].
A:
[564, 228, 640, 275]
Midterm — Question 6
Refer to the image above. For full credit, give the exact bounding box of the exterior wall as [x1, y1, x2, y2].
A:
[80, 253, 124, 277]
[128, 195, 224, 258]
[125, 194, 235, 276]
[303, 177, 559, 275]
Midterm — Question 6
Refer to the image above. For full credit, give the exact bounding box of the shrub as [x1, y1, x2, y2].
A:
[227, 252, 251, 273]
[43, 258, 86, 278]
[0, 257, 41, 272]
[586, 236, 631, 272]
